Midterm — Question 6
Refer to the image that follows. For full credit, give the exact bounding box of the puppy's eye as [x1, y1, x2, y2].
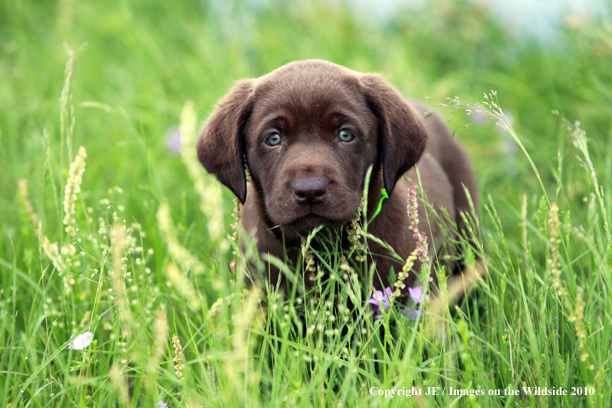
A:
[266, 133, 282, 146]
[338, 129, 355, 142]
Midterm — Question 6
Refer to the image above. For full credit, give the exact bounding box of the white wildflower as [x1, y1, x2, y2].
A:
[68, 331, 93, 349]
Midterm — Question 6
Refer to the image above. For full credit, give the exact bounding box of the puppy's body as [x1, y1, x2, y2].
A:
[198, 60, 478, 294]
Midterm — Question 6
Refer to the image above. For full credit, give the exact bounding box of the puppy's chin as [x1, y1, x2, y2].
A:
[264, 196, 362, 230]
[289, 213, 341, 231]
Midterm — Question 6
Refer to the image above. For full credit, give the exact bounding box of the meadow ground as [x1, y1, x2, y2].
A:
[1, 1, 611, 406]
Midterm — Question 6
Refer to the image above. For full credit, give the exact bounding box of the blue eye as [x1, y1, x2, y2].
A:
[339, 129, 354, 142]
[266, 133, 281, 146]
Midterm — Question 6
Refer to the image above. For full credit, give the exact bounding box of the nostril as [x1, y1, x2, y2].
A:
[292, 179, 328, 204]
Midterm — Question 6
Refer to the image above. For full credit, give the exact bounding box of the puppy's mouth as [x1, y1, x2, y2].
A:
[264, 190, 362, 231]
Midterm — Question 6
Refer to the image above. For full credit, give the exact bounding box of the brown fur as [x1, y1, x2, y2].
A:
[197, 60, 478, 294]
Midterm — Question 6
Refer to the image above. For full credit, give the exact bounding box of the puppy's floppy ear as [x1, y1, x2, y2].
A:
[197, 79, 254, 203]
[360, 74, 427, 195]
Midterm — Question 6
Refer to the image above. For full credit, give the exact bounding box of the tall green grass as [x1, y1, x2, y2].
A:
[1, 0, 611, 406]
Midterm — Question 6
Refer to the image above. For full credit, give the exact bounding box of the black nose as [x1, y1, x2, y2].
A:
[292, 179, 328, 205]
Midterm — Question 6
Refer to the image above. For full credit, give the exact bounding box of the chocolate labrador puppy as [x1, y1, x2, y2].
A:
[197, 59, 478, 295]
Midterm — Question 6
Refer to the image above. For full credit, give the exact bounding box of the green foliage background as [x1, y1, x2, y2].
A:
[1, 0, 611, 406]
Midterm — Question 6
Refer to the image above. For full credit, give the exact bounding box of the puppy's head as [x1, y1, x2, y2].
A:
[197, 60, 427, 230]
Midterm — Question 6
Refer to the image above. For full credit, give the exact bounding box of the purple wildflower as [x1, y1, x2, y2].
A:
[368, 287, 393, 318]
[156, 401, 168, 408]
[408, 287, 429, 304]
[406, 286, 429, 319]
[406, 310, 421, 319]
[166, 127, 182, 155]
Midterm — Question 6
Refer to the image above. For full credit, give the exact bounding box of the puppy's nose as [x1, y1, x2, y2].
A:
[292, 179, 328, 205]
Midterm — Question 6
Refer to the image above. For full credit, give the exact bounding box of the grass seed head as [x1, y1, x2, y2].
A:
[166, 262, 201, 309]
[391, 180, 429, 300]
[42, 236, 76, 293]
[42, 236, 67, 274]
[147, 307, 169, 376]
[157, 201, 205, 275]
[548, 203, 566, 297]
[18, 179, 39, 230]
[109, 364, 129, 406]
[111, 223, 133, 336]
[346, 198, 366, 261]
[226, 287, 263, 381]
[63, 146, 87, 236]
[172, 333, 185, 379]
[179, 100, 230, 253]
[231, 198, 242, 250]
[570, 294, 590, 365]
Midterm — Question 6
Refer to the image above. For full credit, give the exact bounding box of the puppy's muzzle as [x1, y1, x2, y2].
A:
[292, 178, 328, 205]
